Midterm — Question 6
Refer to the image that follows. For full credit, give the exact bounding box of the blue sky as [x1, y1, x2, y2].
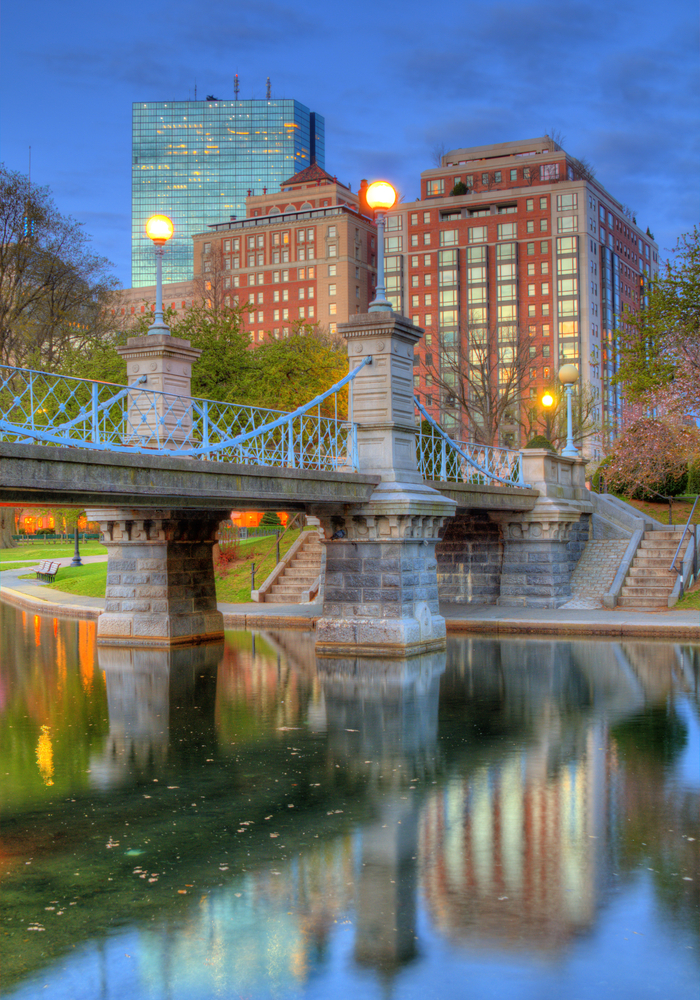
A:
[2, 0, 697, 287]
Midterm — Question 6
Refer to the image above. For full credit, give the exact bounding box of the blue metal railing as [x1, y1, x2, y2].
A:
[0, 360, 372, 473]
[415, 397, 527, 487]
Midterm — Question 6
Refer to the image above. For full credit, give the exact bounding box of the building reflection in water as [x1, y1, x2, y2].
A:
[3, 600, 697, 1000]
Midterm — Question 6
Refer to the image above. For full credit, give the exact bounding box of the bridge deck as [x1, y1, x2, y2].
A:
[1, 443, 538, 514]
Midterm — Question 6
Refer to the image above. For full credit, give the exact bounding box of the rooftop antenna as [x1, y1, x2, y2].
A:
[194, 80, 197, 100]
[234, 73, 240, 100]
[266, 77, 271, 99]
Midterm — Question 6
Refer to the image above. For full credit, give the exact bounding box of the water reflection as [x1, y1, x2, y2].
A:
[0, 601, 698, 1000]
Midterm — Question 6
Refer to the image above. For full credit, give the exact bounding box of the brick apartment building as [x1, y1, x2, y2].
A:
[191, 162, 378, 341]
[383, 137, 659, 458]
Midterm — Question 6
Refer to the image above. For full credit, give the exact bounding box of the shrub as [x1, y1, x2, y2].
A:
[260, 511, 283, 527]
[524, 435, 555, 452]
[687, 457, 700, 495]
[449, 180, 468, 196]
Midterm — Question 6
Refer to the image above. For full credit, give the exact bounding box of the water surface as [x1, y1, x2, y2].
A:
[1, 603, 698, 999]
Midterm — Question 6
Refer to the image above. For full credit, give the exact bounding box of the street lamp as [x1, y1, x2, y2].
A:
[541, 390, 555, 442]
[558, 363, 579, 458]
[145, 214, 174, 335]
[365, 181, 397, 312]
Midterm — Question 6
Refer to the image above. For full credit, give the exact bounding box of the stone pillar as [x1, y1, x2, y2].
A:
[490, 500, 582, 608]
[88, 508, 225, 646]
[117, 333, 202, 448]
[313, 311, 456, 655]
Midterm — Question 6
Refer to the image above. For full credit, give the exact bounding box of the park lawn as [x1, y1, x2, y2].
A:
[0, 541, 107, 563]
[675, 581, 700, 611]
[34, 529, 306, 603]
[622, 497, 700, 527]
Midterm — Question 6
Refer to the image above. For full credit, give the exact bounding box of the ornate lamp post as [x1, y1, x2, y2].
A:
[145, 214, 174, 334]
[558, 363, 579, 458]
[365, 181, 398, 312]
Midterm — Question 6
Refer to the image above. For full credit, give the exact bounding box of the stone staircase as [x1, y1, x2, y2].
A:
[263, 531, 324, 604]
[618, 530, 689, 609]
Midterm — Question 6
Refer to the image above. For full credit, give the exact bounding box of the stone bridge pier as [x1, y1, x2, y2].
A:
[311, 312, 456, 655]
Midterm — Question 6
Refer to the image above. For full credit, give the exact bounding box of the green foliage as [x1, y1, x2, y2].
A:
[524, 434, 555, 451]
[687, 456, 700, 495]
[614, 227, 700, 402]
[259, 511, 283, 527]
[449, 180, 468, 196]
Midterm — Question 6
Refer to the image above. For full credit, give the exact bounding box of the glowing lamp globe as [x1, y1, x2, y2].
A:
[541, 392, 555, 408]
[366, 181, 397, 212]
[558, 364, 579, 386]
[145, 215, 174, 245]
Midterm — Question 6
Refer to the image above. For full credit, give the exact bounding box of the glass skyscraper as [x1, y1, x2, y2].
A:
[132, 99, 325, 286]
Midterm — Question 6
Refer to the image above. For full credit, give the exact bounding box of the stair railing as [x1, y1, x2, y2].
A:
[670, 495, 699, 591]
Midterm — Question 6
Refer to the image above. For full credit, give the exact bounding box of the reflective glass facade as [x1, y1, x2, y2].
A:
[132, 100, 325, 286]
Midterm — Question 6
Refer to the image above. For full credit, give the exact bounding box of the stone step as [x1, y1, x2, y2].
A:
[617, 596, 668, 609]
[643, 530, 686, 539]
[264, 593, 305, 604]
[631, 554, 680, 567]
[621, 584, 674, 598]
[637, 545, 686, 559]
[280, 567, 320, 580]
[628, 565, 676, 579]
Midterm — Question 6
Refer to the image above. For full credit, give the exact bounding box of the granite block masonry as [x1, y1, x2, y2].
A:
[313, 311, 456, 655]
[88, 508, 226, 646]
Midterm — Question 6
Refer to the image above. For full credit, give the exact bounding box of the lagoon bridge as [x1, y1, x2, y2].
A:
[0, 311, 592, 653]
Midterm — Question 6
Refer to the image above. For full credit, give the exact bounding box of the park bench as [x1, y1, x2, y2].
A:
[35, 560, 60, 583]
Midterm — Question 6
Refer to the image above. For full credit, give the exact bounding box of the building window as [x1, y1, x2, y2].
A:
[526, 220, 535, 234]
[469, 226, 487, 244]
[527, 243, 535, 255]
[540, 241, 549, 254]
[308, 286, 314, 298]
[422, 233, 431, 246]
[424, 293, 433, 306]
[328, 244, 337, 257]
[257, 311, 264, 323]
[557, 215, 577, 233]
[528, 283, 536, 296]
[282, 289, 289, 302]
[541, 261, 549, 274]
[497, 222, 517, 240]
[308, 305, 315, 317]
[299, 307, 305, 319]
[273, 309, 280, 320]
[283, 309, 289, 320]
[411, 234, 419, 247]
[494, 171, 502, 183]
[510, 169, 518, 181]
[440, 229, 458, 246]
[541, 282, 550, 296]
[542, 302, 550, 316]
[426, 180, 444, 196]
[528, 304, 536, 317]
[328, 283, 336, 297]
[540, 218, 549, 232]
[328, 265, 336, 277]
[540, 163, 560, 181]
[481, 172, 489, 186]
[411, 275, 419, 288]
[299, 287, 305, 300]
[327, 225, 337, 238]
[329, 303, 337, 315]
[412, 294, 419, 307]
[257, 292, 264, 304]
[411, 213, 418, 225]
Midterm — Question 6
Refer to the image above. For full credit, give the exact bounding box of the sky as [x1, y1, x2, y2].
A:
[1, 0, 698, 288]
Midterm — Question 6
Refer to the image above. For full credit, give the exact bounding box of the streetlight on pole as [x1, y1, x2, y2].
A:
[541, 390, 555, 442]
[558, 364, 579, 458]
[365, 181, 397, 312]
[145, 215, 174, 335]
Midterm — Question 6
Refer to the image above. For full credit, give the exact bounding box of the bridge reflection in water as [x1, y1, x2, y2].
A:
[0, 604, 698, 999]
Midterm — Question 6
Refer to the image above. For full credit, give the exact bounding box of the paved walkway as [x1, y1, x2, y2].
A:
[2, 558, 698, 638]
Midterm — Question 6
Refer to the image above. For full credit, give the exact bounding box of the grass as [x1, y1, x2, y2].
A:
[675, 580, 700, 611]
[616, 496, 700, 527]
[29, 529, 308, 604]
[0, 540, 107, 563]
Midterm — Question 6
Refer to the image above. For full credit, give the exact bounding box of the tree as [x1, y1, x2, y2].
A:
[423, 323, 545, 448]
[614, 228, 700, 418]
[0, 507, 17, 549]
[602, 417, 697, 499]
[0, 164, 118, 370]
